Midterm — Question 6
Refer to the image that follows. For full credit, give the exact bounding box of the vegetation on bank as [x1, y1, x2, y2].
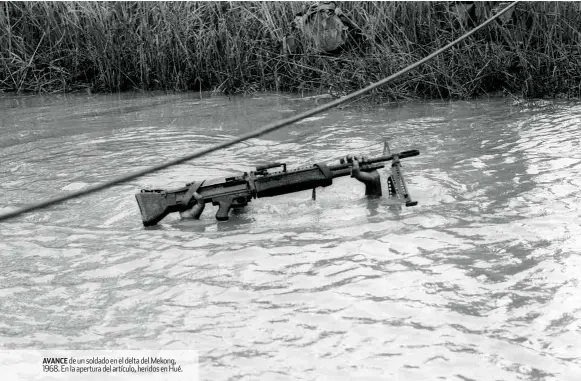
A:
[1, 1, 581, 100]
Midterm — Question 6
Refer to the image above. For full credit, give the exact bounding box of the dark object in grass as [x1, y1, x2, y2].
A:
[282, 1, 365, 56]
[2, 1, 579, 99]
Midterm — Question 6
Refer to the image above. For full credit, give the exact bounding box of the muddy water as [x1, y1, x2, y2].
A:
[1, 92, 580, 380]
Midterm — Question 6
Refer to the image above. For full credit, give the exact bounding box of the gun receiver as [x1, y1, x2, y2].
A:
[135, 149, 420, 226]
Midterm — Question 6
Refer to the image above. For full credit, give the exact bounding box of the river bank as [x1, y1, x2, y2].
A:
[2, 1, 580, 100]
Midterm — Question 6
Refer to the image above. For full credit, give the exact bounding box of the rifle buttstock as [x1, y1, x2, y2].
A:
[135, 191, 173, 226]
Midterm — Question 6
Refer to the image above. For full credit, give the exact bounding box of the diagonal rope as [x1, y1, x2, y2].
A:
[0, 1, 518, 223]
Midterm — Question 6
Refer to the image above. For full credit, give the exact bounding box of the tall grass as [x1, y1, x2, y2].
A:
[1, 1, 580, 99]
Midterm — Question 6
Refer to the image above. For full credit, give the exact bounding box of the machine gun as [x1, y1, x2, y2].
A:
[135, 147, 420, 226]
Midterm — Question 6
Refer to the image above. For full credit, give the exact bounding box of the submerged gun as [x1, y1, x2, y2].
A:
[135, 148, 420, 226]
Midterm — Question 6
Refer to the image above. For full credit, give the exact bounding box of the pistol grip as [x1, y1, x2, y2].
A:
[211, 195, 235, 221]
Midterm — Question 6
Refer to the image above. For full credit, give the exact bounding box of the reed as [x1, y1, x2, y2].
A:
[1, 1, 580, 99]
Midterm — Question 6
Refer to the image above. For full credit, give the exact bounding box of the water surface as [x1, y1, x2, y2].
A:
[1, 92, 580, 380]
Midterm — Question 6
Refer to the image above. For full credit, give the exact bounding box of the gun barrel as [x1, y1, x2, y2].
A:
[330, 163, 385, 178]
[328, 149, 419, 171]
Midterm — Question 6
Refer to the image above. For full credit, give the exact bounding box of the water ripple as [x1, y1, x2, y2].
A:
[1, 94, 581, 380]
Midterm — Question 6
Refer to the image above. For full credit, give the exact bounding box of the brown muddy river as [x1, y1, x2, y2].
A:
[1, 92, 580, 380]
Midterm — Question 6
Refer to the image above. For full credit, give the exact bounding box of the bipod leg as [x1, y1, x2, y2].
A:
[384, 140, 397, 198]
[387, 176, 397, 197]
[391, 155, 418, 207]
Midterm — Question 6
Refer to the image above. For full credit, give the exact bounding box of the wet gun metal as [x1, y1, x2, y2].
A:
[135, 149, 420, 226]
